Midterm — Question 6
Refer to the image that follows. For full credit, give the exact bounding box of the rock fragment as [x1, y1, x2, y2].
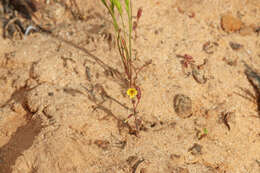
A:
[221, 14, 243, 32]
[173, 94, 192, 118]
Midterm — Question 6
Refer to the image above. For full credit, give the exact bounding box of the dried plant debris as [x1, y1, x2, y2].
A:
[222, 57, 238, 66]
[229, 41, 243, 50]
[170, 153, 181, 161]
[1, 0, 37, 39]
[171, 167, 190, 173]
[173, 94, 192, 118]
[245, 69, 260, 92]
[114, 140, 127, 149]
[126, 156, 145, 173]
[3, 17, 25, 39]
[149, 121, 177, 132]
[202, 41, 219, 54]
[235, 86, 257, 104]
[188, 143, 202, 155]
[2, 0, 38, 19]
[94, 139, 110, 150]
[220, 111, 235, 131]
[126, 155, 139, 165]
[254, 26, 260, 35]
[0, 0, 57, 39]
[256, 160, 260, 167]
[191, 64, 207, 84]
[176, 54, 195, 73]
[139, 168, 147, 173]
[132, 158, 144, 173]
[244, 63, 260, 115]
[176, 54, 208, 84]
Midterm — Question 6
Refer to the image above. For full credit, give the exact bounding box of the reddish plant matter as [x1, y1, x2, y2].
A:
[125, 60, 152, 123]
[177, 54, 195, 68]
[133, 7, 143, 32]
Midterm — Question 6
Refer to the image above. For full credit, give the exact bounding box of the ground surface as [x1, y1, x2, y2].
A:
[0, 0, 260, 173]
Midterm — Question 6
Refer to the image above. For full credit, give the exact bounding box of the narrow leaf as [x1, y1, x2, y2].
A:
[124, 0, 130, 14]
[110, 2, 115, 13]
[113, 0, 123, 15]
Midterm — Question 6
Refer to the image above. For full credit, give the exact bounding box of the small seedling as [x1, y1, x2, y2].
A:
[100, 0, 150, 129]
[203, 128, 208, 134]
[197, 128, 208, 140]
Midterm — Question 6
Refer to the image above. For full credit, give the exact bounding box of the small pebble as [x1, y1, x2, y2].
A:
[221, 13, 243, 32]
[188, 143, 202, 155]
[173, 94, 192, 118]
[229, 42, 243, 50]
[191, 65, 207, 84]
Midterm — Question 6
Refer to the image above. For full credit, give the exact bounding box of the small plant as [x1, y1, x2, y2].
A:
[101, 0, 149, 126]
[203, 128, 208, 135]
[197, 128, 208, 140]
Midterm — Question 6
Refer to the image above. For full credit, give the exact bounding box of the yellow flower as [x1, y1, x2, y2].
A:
[126, 88, 137, 99]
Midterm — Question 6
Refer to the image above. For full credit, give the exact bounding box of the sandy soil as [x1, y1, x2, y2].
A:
[0, 0, 260, 173]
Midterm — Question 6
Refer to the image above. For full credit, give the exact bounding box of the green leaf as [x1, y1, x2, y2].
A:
[112, 0, 123, 15]
[124, 0, 130, 14]
[110, 2, 115, 13]
[203, 128, 208, 134]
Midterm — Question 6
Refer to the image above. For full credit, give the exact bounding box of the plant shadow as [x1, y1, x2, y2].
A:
[0, 118, 42, 173]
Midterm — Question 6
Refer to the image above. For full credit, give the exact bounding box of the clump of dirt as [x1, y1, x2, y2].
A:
[221, 13, 243, 32]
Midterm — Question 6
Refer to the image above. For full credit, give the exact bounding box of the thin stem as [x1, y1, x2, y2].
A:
[127, 0, 133, 86]
[119, 14, 127, 49]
